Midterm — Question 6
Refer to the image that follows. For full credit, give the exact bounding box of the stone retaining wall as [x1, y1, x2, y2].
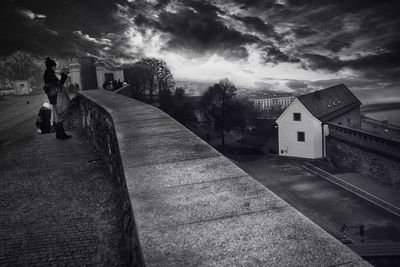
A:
[67, 89, 369, 266]
[327, 123, 400, 190]
[327, 123, 400, 160]
[327, 137, 400, 190]
[66, 92, 144, 266]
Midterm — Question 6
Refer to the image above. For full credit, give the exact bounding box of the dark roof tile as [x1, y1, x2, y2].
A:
[298, 84, 361, 122]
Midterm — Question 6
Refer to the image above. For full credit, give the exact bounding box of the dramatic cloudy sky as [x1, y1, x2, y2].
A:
[1, 0, 400, 102]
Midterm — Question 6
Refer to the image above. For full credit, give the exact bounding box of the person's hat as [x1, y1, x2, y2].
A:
[43, 103, 50, 108]
[45, 57, 56, 68]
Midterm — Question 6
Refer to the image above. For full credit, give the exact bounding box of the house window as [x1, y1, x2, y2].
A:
[347, 118, 351, 124]
[293, 113, 301, 121]
[297, 131, 305, 142]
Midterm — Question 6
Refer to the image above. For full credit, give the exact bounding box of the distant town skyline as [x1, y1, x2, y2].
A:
[1, 0, 400, 102]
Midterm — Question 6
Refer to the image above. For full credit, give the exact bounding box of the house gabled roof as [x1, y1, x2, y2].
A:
[297, 84, 361, 122]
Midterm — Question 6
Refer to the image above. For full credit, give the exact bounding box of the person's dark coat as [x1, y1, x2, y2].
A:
[43, 68, 68, 90]
[43, 58, 67, 104]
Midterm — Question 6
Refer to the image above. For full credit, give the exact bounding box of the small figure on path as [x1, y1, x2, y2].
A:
[43, 57, 72, 140]
[340, 223, 349, 239]
[359, 225, 365, 242]
[36, 103, 52, 134]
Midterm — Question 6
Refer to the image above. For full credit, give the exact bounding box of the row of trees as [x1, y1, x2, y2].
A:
[124, 58, 197, 124]
[123, 58, 174, 103]
[0, 51, 43, 89]
[200, 78, 261, 147]
[124, 58, 266, 147]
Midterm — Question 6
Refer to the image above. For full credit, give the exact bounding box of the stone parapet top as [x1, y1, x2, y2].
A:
[78, 89, 370, 266]
[327, 122, 400, 144]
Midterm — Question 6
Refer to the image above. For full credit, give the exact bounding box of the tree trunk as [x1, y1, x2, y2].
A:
[150, 82, 153, 103]
[220, 128, 225, 148]
[220, 105, 225, 148]
[220, 117, 225, 148]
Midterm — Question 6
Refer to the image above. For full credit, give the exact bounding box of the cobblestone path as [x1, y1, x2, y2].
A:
[0, 134, 128, 266]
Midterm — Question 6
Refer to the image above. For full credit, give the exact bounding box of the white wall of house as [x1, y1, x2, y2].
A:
[276, 98, 323, 159]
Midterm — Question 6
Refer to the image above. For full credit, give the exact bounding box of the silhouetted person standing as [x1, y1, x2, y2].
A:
[117, 79, 123, 89]
[341, 223, 349, 239]
[43, 57, 71, 140]
[360, 225, 365, 242]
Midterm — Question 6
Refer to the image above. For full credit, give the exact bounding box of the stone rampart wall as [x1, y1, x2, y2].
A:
[66, 91, 144, 266]
[327, 123, 400, 160]
[327, 138, 400, 190]
[327, 123, 400, 190]
[66, 88, 368, 266]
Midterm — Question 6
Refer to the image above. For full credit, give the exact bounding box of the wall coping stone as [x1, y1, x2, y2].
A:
[327, 122, 400, 144]
[78, 89, 370, 266]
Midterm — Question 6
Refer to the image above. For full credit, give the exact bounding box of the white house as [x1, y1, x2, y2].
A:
[276, 84, 361, 159]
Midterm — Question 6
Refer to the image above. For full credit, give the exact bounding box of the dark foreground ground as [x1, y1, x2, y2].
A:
[0, 94, 128, 265]
[0, 134, 129, 266]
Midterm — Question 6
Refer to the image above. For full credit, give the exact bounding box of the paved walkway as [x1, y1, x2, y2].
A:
[305, 162, 400, 218]
[335, 173, 400, 208]
[0, 133, 128, 265]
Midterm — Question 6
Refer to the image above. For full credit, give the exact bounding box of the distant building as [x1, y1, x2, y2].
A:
[0, 80, 32, 96]
[95, 61, 124, 89]
[276, 84, 361, 159]
[251, 96, 295, 110]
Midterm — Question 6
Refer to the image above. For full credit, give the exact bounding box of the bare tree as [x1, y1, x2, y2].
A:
[5, 51, 41, 81]
[200, 78, 243, 147]
[123, 62, 150, 100]
[134, 58, 174, 103]
[0, 58, 11, 89]
[154, 60, 174, 97]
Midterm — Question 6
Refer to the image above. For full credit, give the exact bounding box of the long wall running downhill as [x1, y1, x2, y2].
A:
[67, 88, 369, 266]
[327, 123, 400, 190]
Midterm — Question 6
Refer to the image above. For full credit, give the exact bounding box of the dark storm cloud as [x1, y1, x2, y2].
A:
[302, 54, 343, 72]
[0, 0, 129, 57]
[232, 15, 277, 37]
[227, 0, 276, 10]
[14, 0, 125, 36]
[261, 45, 300, 64]
[302, 39, 400, 82]
[151, 2, 261, 59]
[292, 26, 317, 39]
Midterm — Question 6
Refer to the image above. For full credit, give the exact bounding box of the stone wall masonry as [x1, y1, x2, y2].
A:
[65, 92, 145, 266]
[67, 88, 369, 266]
[327, 123, 400, 190]
[327, 137, 400, 190]
[327, 123, 400, 160]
